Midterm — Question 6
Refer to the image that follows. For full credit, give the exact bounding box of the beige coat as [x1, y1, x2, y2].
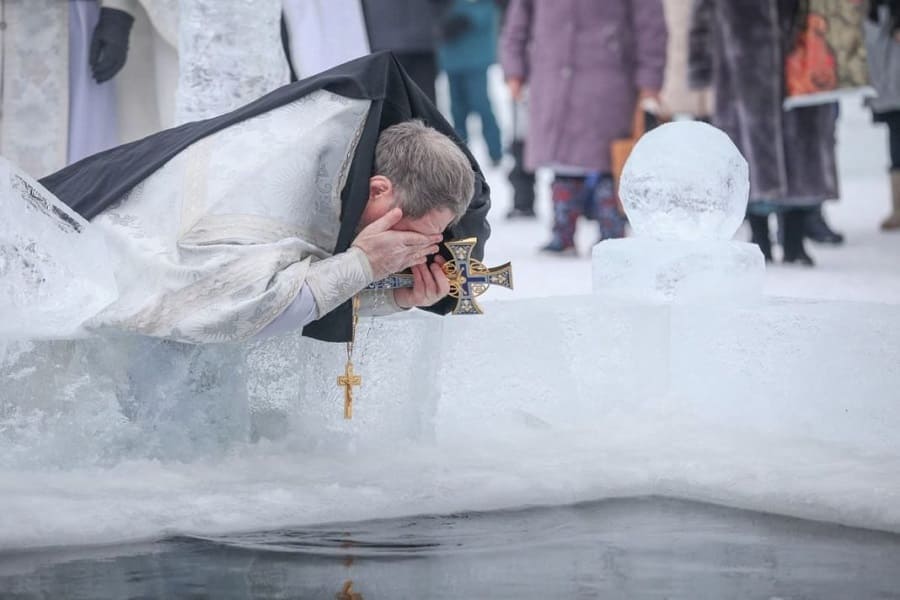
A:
[104, 0, 179, 140]
[661, 0, 713, 117]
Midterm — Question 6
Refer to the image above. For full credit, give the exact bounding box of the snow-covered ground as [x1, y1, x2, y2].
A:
[464, 69, 900, 305]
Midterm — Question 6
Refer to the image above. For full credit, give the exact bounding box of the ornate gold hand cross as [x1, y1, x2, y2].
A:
[365, 237, 513, 314]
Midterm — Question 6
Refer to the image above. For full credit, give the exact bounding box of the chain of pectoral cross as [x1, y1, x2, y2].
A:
[337, 294, 362, 419]
[335, 238, 511, 421]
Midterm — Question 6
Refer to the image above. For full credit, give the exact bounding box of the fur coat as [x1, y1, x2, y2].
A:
[689, 0, 839, 205]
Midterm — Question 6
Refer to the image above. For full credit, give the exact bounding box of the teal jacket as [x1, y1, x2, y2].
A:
[438, 0, 499, 72]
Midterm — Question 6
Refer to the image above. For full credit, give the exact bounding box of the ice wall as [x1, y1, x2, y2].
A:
[438, 296, 900, 528]
[2, 294, 898, 548]
[0, 159, 117, 339]
[245, 310, 444, 449]
[0, 309, 444, 468]
[423, 121, 900, 530]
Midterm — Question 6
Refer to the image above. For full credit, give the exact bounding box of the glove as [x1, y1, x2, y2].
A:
[90, 7, 135, 83]
[441, 14, 473, 42]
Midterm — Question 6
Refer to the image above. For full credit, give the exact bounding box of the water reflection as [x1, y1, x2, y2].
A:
[335, 580, 363, 599]
[2, 497, 900, 599]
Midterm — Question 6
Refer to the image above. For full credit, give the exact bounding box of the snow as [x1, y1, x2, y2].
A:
[0, 71, 898, 552]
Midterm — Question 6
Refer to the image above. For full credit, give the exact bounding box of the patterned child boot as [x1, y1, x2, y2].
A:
[591, 174, 627, 242]
[541, 176, 582, 255]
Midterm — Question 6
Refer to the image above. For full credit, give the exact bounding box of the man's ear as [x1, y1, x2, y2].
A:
[368, 175, 393, 201]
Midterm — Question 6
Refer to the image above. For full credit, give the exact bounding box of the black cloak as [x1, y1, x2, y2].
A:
[39, 51, 492, 343]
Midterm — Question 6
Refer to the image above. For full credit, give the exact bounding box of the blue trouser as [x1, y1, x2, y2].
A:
[447, 68, 503, 162]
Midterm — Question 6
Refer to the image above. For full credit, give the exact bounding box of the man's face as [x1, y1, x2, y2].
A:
[393, 207, 455, 236]
[360, 175, 455, 236]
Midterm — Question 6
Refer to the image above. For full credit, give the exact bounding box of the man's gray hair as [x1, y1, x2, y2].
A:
[374, 120, 475, 222]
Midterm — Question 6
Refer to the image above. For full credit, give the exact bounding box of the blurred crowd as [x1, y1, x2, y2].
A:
[2, 0, 899, 268]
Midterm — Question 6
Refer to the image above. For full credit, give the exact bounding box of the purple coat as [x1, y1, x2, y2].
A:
[501, 0, 667, 172]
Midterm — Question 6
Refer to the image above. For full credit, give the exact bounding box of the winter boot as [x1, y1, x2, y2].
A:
[747, 213, 773, 262]
[882, 170, 900, 231]
[776, 212, 786, 248]
[782, 209, 815, 266]
[507, 140, 537, 219]
[805, 205, 844, 244]
[541, 176, 582, 254]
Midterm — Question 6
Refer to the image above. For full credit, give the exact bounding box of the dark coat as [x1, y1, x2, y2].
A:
[500, 0, 667, 173]
[689, 0, 839, 205]
[362, 0, 446, 53]
[40, 51, 492, 343]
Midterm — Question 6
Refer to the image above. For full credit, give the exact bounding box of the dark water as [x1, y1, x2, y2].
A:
[2, 497, 900, 599]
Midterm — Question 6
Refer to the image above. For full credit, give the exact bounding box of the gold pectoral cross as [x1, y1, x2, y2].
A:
[337, 295, 363, 419]
[337, 361, 361, 419]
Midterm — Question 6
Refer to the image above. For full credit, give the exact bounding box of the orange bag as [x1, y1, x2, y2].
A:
[611, 104, 665, 190]
[611, 106, 646, 190]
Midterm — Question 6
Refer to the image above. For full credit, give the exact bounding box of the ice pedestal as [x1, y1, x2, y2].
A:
[592, 121, 763, 304]
[592, 239, 765, 304]
[0, 159, 117, 339]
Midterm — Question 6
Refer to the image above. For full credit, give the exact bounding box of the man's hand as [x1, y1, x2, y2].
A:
[507, 77, 524, 101]
[352, 208, 443, 281]
[394, 255, 451, 309]
[638, 89, 663, 114]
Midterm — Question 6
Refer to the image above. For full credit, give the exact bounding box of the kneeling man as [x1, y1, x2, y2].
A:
[39, 52, 491, 344]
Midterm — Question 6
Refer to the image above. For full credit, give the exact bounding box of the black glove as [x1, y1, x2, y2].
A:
[441, 14, 473, 42]
[90, 7, 134, 83]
